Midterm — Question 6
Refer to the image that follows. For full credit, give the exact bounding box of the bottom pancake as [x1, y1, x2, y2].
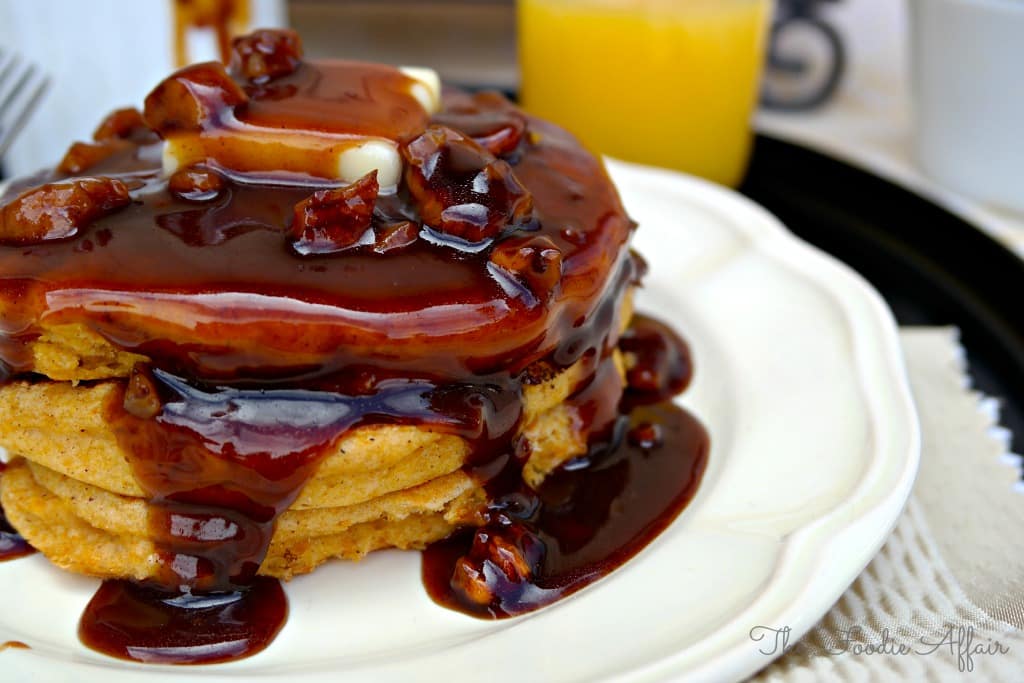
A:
[1, 459, 485, 581]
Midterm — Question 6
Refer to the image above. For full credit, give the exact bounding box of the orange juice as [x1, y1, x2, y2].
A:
[519, 0, 770, 186]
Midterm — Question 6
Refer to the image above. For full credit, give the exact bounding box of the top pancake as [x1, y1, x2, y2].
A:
[0, 58, 635, 383]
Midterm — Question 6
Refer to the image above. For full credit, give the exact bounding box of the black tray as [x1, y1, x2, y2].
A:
[740, 135, 1024, 458]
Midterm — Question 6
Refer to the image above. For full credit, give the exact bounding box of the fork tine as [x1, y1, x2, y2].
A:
[0, 53, 20, 92]
[0, 71, 50, 159]
[0, 62, 35, 120]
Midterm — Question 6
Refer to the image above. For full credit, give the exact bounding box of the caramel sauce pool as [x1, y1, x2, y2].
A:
[78, 577, 285, 665]
[422, 402, 708, 617]
[423, 316, 708, 617]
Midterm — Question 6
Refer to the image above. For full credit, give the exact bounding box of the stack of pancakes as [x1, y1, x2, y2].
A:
[0, 35, 638, 588]
[0, 320, 629, 580]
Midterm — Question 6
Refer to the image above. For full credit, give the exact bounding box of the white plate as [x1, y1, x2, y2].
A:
[0, 161, 919, 682]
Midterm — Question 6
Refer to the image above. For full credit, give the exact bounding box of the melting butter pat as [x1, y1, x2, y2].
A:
[164, 134, 406, 187]
[400, 67, 442, 114]
[160, 65, 441, 187]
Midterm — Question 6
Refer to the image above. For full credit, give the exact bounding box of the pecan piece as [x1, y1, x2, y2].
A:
[93, 107, 153, 142]
[450, 524, 545, 607]
[432, 94, 527, 157]
[230, 28, 304, 83]
[57, 140, 131, 175]
[488, 235, 562, 302]
[169, 166, 226, 202]
[372, 220, 419, 254]
[290, 171, 378, 255]
[0, 177, 131, 245]
[59, 108, 156, 174]
[402, 125, 533, 244]
[429, 111, 526, 157]
[143, 62, 249, 137]
[124, 365, 162, 420]
[451, 556, 493, 606]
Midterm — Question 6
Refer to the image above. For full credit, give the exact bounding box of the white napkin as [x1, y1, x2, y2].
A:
[751, 327, 1024, 681]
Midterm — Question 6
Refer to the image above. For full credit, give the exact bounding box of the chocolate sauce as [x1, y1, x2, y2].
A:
[0, 32, 706, 664]
[79, 577, 284, 665]
[619, 315, 695, 408]
[0, 463, 36, 562]
[108, 367, 522, 591]
[422, 316, 707, 618]
[423, 403, 707, 618]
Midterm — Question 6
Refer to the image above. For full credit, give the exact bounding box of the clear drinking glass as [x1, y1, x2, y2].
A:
[518, 0, 771, 187]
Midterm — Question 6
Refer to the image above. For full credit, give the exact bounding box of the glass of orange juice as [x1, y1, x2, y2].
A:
[519, 0, 771, 187]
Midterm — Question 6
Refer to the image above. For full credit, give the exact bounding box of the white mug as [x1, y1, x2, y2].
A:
[0, 0, 285, 179]
[908, 0, 1024, 213]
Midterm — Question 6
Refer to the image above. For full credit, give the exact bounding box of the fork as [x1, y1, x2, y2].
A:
[0, 47, 51, 162]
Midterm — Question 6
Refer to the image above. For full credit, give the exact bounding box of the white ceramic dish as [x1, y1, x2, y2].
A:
[0, 160, 919, 682]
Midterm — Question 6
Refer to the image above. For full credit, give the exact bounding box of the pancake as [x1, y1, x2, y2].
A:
[2, 459, 483, 580]
[0, 79, 636, 386]
[0, 344, 627, 509]
[28, 324, 147, 382]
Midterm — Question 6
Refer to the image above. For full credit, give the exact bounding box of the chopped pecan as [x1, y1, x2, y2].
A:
[431, 113, 525, 158]
[92, 107, 153, 142]
[450, 524, 545, 606]
[123, 365, 162, 420]
[488, 235, 562, 301]
[372, 220, 419, 254]
[57, 140, 131, 175]
[0, 177, 131, 245]
[168, 166, 226, 202]
[290, 171, 378, 255]
[484, 533, 535, 581]
[402, 125, 533, 244]
[58, 108, 157, 174]
[432, 93, 527, 157]
[143, 62, 249, 137]
[451, 556, 493, 606]
[230, 28, 304, 83]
